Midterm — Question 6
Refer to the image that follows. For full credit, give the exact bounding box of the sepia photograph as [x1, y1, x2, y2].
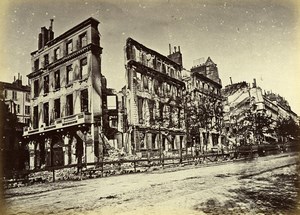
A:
[0, 0, 299, 214]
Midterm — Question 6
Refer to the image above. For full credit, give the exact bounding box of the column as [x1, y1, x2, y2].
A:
[63, 135, 69, 166]
[28, 141, 35, 170]
[208, 133, 213, 151]
[199, 129, 204, 153]
[85, 125, 95, 164]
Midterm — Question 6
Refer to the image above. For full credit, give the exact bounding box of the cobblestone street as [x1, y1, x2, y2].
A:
[4, 152, 299, 215]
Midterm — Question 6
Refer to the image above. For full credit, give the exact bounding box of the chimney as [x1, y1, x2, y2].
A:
[169, 44, 171, 55]
[174, 46, 177, 53]
[48, 19, 54, 41]
[49, 19, 54, 30]
[230, 77, 233, 84]
[178, 46, 181, 53]
[253, 78, 257, 88]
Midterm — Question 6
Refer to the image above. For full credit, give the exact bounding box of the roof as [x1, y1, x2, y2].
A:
[126, 37, 182, 70]
[31, 17, 100, 55]
[0, 81, 30, 92]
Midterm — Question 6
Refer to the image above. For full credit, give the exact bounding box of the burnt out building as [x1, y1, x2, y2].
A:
[185, 57, 224, 152]
[124, 38, 186, 157]
[23, 18, 103, 169]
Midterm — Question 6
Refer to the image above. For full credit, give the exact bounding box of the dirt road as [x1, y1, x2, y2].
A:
[4, 152, 299, 215]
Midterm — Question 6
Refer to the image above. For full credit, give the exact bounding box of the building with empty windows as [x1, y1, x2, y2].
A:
[184, 57, 224, 152]
[23, 18, 103, 169]
[124, 38, 186, 157]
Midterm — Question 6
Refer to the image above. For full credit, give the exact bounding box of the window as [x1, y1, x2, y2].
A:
[43, 75, 49, 94]
[34, 79, 39, 97]
[80, 89, 89, 112]
[33, 106, 38, 129]
[54, 70, 60, 89]
[34, 59, 39, 71]
[44, 54, 49, 66]
[43, 102, 49, 126]
[66, 94, 73, 116]
[149, 100, 155, 125]
[4, 90, 7, 99]
[80, 57, 88, 79]
[54, 99, 60, 119]
[26, 92, 30, 101]
[79, 32, 87, 48]
[66, 40, 73, 55]
[137, 97, 143, 124]
[25, 105, 30, 115]
[54, 47, 61, 60]
[152, 134, 157, 149]
[17, 104, 20, 114]
[12, 91, 17, 100]
[107, 95, 117, 110]
[66, 65, 73, 84]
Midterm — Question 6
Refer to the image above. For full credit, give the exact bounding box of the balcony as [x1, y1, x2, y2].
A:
[23, 112, 92, 137]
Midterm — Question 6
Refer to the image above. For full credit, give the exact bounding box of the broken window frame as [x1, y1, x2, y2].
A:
[66, 64, 73, 85]
[33, 79, 39, 98]
[66, 93, 74, 116]
[54, 47, 61, 61]
[44, 54, 49, 66]
[54, 98, 60, 119]
[43, 75, 49, 94]
[79, 32, 87, 48]
[33, 105, 39, 129]
[66, 40, 73, 55]
[80, 57, 88, 80]
[80, 89, 89, 113]
[43, 102, 49, 126]
[54, 70, 60, 90]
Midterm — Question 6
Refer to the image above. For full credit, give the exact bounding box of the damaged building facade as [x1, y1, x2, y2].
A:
[125, 38, 186, 157]
[23, 18, 103, 169]
[184, 57, 224, 152]
[222, 79, 299, 145]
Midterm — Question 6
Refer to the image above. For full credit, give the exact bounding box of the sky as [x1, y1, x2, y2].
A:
[0, 0, 299, 114]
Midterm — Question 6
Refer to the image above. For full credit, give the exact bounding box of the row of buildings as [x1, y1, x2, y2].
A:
[0, 17, 298, 171]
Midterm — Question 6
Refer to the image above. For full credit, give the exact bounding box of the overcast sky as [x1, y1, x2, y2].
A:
[0, 0, 299, 114]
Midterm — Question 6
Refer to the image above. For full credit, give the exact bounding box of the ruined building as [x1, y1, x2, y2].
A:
[23, 18, 103, 169]
[125, 38, 186, 157]
[222, 79, 298, 145]
[184, 57, 224, 152]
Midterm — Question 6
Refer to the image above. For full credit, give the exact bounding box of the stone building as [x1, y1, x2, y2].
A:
[184, 57, 224, 152]
[223, 79, 298, 145]
[23, 18, 103, 169]
[124, 38, 186, 157]
[0, 74, 31, 125]
[0, 75, 31, 172]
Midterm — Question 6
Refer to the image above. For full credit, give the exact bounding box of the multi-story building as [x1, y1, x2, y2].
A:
[222, 79, 298, 145]
[124, 38, 186, 157]
[23, 17, 103, 169]
[0, 74, 31, 124]
[184, 57, 223, 152]
[0, 75, 31, 172]
[101, 75, 127, 151]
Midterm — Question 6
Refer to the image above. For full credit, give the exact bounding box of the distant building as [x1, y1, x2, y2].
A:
[184, 57, 224, 152]
[23, 17, 103, 169]
[0, 75, 30, 172]
[124, 38, 186, 157]
[222, 79, 298, 145]
[0, 74, 31, 125]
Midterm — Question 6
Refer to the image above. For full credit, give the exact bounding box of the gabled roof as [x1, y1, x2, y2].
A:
[205, 57, 216, 66]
